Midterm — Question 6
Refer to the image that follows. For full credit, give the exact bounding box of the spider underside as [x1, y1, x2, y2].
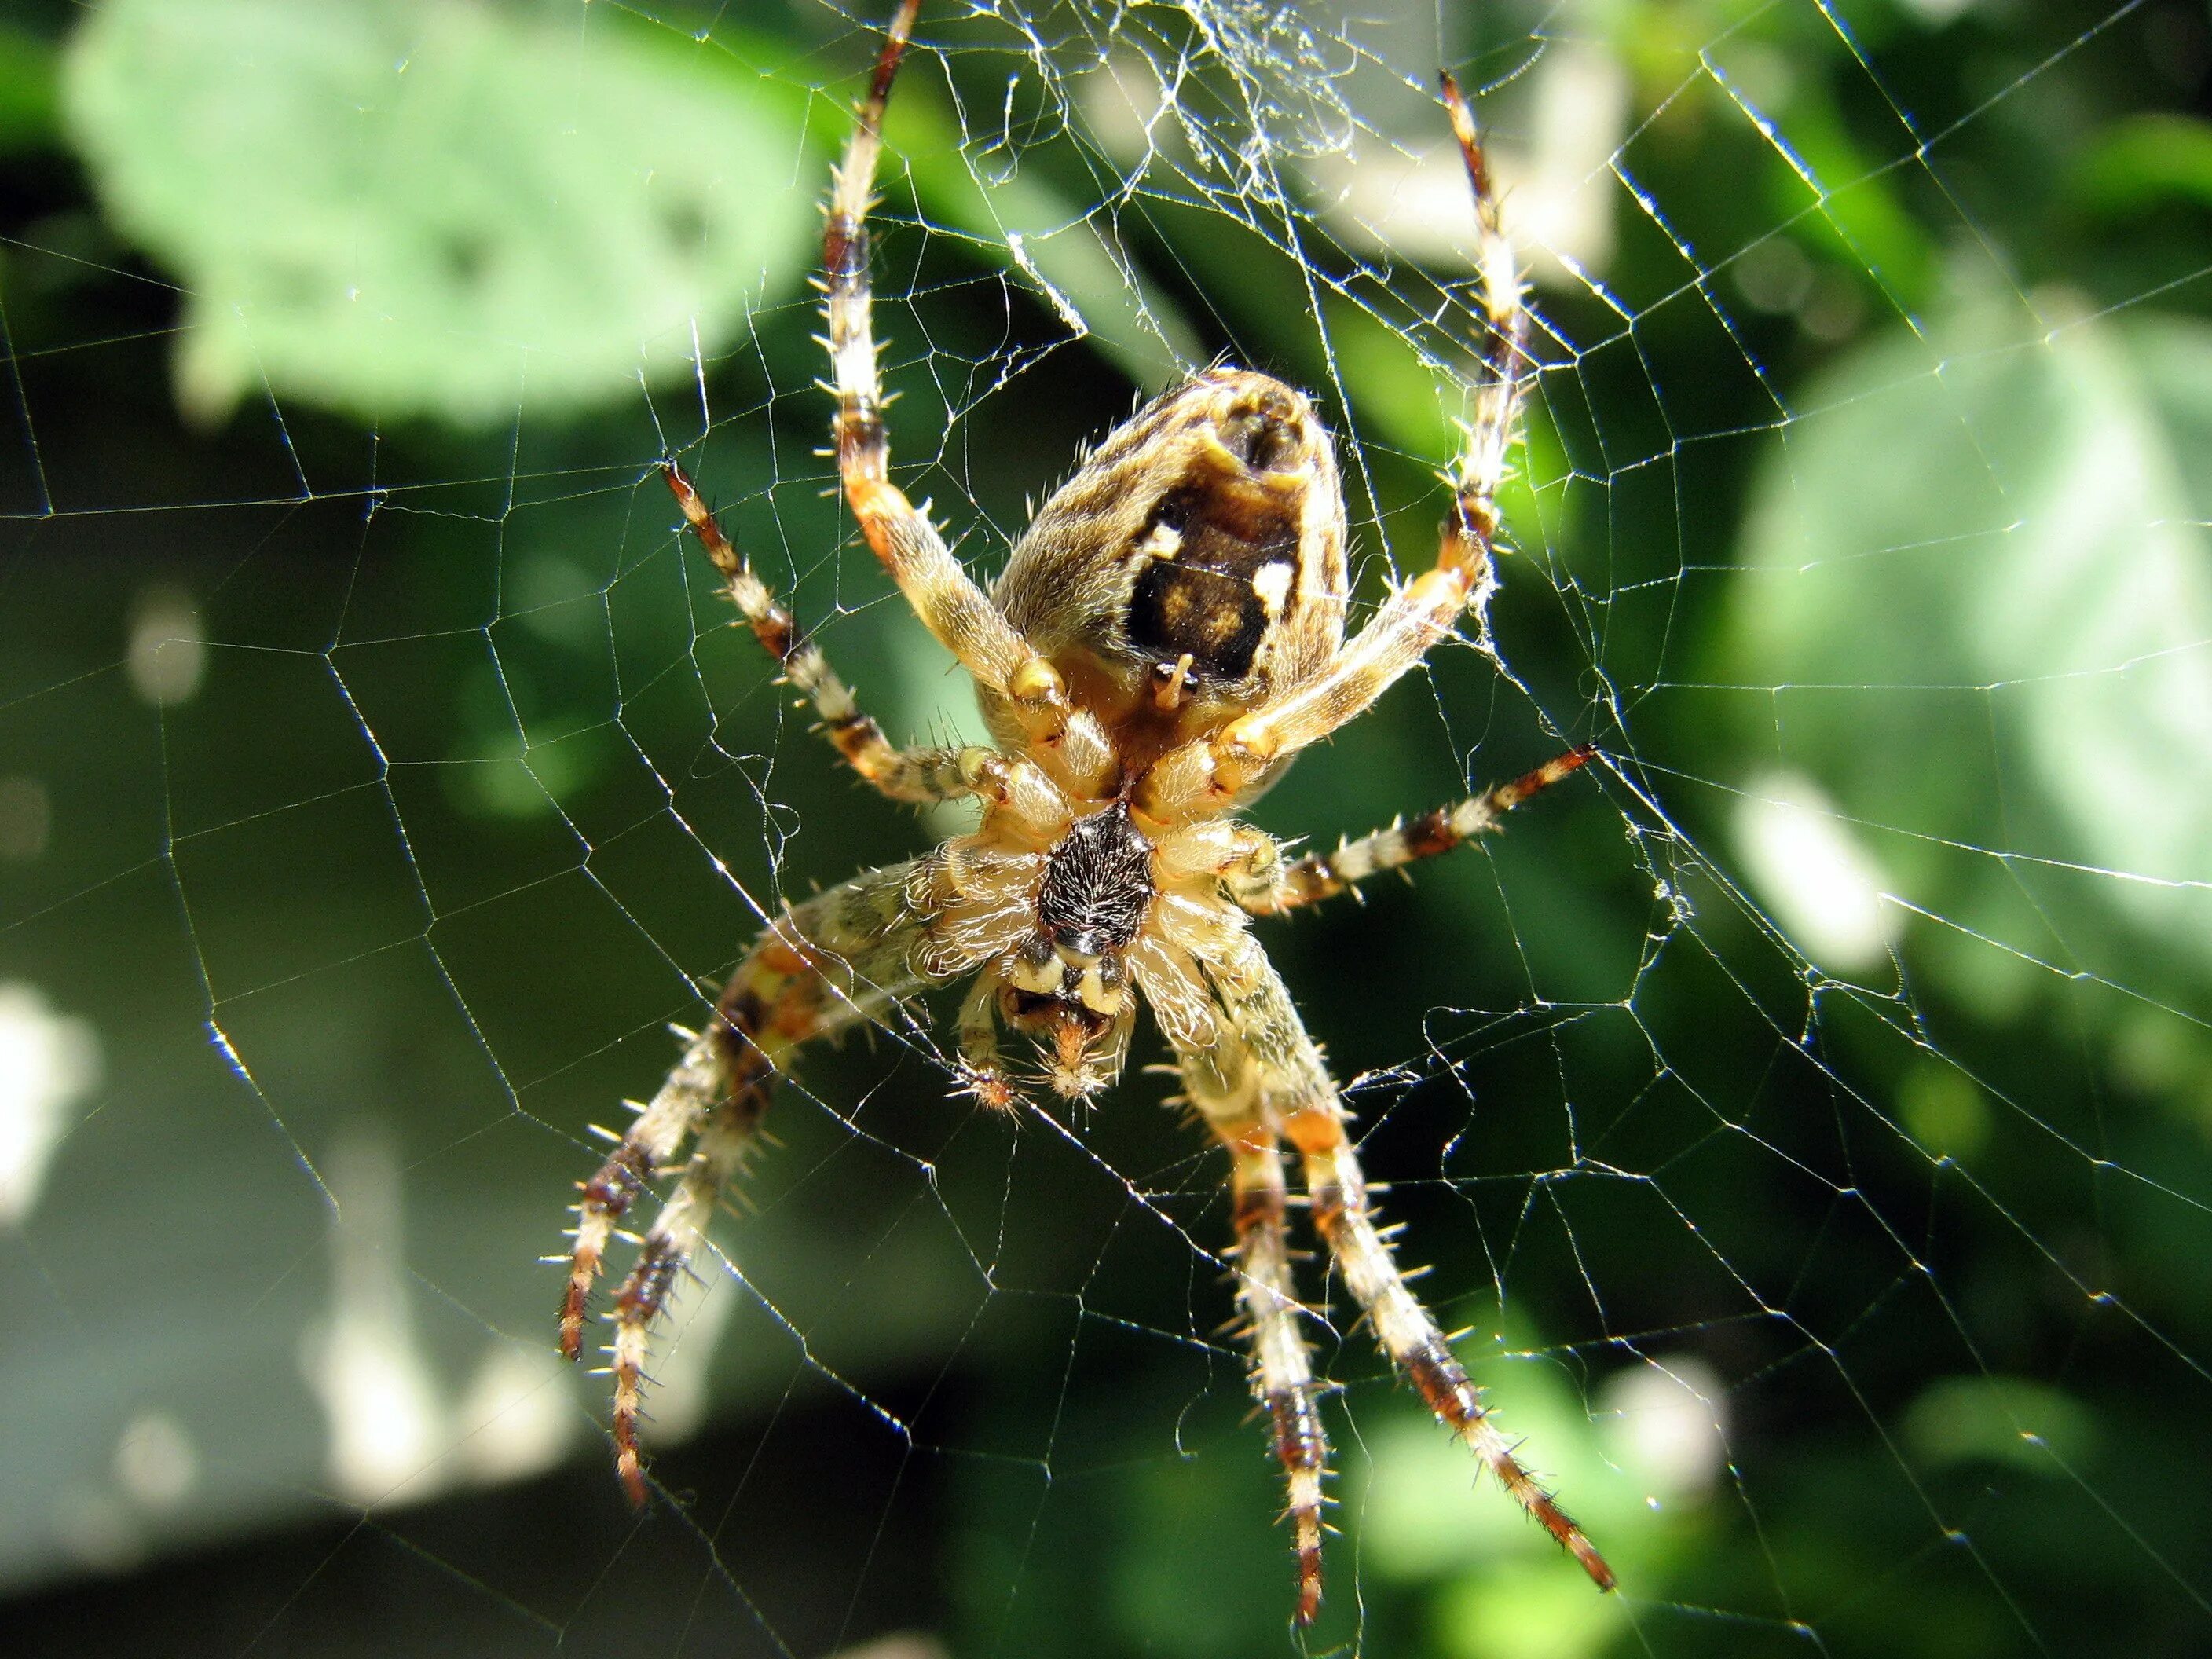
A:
[557, 0, 1610, 1623]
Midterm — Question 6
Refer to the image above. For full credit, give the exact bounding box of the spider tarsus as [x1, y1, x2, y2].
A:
[1398, 1332, 1615, 1589]
[1268, 1381, 1331, 1626]
[956, 1064, 1021, 1115]
[615, 1446, 651, 1511]
[1570, 1533, 1619, 1592]
[1437, 69, 1491, 201]
[1293, 1551, 1324, 1627]
[1497, 745, 1595, 809]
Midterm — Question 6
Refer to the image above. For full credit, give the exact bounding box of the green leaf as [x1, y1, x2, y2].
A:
[1723, 280, 2212, 1012]
[1903, 1374, 2100, 1474]
[2067, 113, 2212, 222]
[0, 24, 59, 156]
[63, 0, 815, 427]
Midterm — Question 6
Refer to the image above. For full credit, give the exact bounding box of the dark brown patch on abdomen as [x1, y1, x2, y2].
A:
[1124, 485, 1301, 684]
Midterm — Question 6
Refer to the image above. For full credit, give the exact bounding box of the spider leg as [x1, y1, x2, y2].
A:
[607, 1091, 756, 1504]
[1198, 74, 1530, 798]
[560, 858, 932, 1503]
[663, 460, 991, 805]
[1173, 924, 1613, 1592]
[559, 1027, 722, 1367]
[1230, 1126, 1330, 1625]
[1144, 925, 1333, 1621]
[953, 969, 1020, 1112]
[821, 1, 1075, 748]
[1287, 1108, 1615, 1590]
[1240, 748, 1591, 916]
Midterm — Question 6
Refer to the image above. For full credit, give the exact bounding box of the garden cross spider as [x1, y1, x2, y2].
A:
[558, 0, 1610, 1622]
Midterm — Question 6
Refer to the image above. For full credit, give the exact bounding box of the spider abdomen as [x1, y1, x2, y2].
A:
[987, 368, 1350, 772]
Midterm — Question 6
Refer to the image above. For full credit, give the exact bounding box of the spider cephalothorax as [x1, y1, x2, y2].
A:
[558, 0, 1608, 1625]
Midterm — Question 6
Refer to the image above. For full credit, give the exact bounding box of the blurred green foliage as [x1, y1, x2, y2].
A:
[64, 0, 818, 425]
[3, 0, 2211, 1656]
[1728, 283, 2212, 1015]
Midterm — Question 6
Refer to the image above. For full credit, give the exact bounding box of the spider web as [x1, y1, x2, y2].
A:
[4, 0, 2210, 1654]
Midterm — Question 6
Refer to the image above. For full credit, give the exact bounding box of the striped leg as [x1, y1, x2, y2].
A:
[1231, 1130, 1331, 1624]
[559, 1027, 723, 1368]
[664, 460, 984, 806]
[820, 1, 1073, 742]
[1173, 1010, 1331, 1625]
[1185, 928, 1613, 1594]
[1206, 72, 1529, 797]
[1287, 1107, 1616, 1591]
[561, 859, 929, 1503]
[1240, 748, 1591, 916]
[607, 1093, 757, 1503]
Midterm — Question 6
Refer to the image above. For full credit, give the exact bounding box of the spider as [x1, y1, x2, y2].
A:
[558, 0, 1610, 1623]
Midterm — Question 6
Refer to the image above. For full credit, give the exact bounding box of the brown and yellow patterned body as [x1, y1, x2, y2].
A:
[557, 0, 1607, 1623]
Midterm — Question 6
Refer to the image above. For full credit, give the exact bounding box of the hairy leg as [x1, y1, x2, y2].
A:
[1287, 1107, 1615, 1589]
[560, 859, 929, 1502]
[663, 460, 990, 805]
[558, 1027, 723, 1368]
[1201, 73, 1530, 797]
[1233, 1131, 1330, 1625]
[819, 1, 1073, 745]
[606, 1092, 756, 1503]
[1188, 928, 1613, 1591]
[1171, 1013, 1331, 1625]
[1240, 748, 1591, 915]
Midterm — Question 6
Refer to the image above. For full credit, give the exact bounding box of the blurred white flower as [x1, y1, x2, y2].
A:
[1599, 1354, 1728, 1503]
[126, 584, 206, 707]
[298, 1130, 444, 1504]
[1733, 769, 1897, 975]
[0, 982, 101, 1227]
